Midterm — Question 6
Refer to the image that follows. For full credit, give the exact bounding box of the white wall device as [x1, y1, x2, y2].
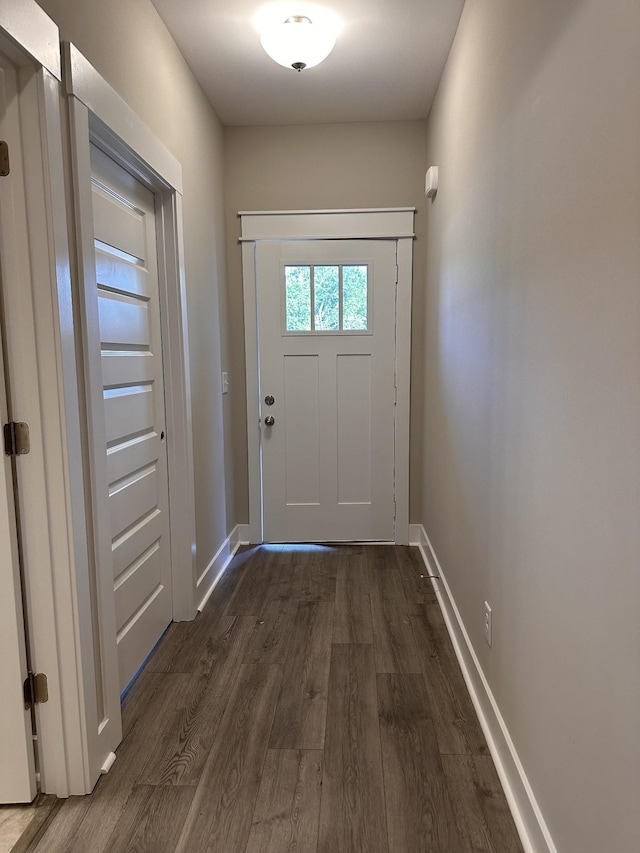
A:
[425, 165, 439, 199]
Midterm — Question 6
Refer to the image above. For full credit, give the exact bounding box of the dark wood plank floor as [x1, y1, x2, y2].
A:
[21, 545, 523, 853]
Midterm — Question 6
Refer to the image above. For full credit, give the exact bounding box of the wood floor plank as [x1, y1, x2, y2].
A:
[140, 614, 255, 786]
[395, 546, 438, 604]
[378, 673, 465, 853]
[174, 663, 281, 853]
[146, 551, 255, 673]
[269, 601, 334, 749]
[368, 549, 422, 673]
[9, 795, 62, 853]
[28, 797, 91, 853]
[243, 595, 297, 665]
[410, 600, 489, 755]
[245, 750, 323, 853]
[333, 550, 373, 644]
[141, 620, 194, 674]
[223, 547, 278, 616]
[39, 673, 190, 853]
[318, 644, 389, 853]
[441, 755, 525, 853]
[103, 785, 196, 853]
[289, 547, 338, 602]
[121, 670, 172, 736]
[260, 544, 297, 584]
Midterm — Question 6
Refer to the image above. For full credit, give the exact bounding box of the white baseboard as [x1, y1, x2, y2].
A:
[412, 525, 556, 853]
[196, 525, 243, 612]
[408, 523, 423, 546]
[236, 523, 251, 544]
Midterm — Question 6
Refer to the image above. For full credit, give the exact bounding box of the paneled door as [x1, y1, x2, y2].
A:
[257, 239, 398, 542]
[0, 56, 36, 803]
[90, 145, 172, 692]
[0, 304, 36, 804]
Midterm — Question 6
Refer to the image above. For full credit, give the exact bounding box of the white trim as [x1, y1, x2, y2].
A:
[0, 0, 60, 79]
[157, 190, 197, 621]
[240, 208, 415, 242]
[408, 523, 424, 547]
[63, 43, 182, 194]
[241, 240, 263, 545]
[237, 524, 251, 544]
[239, 234, 416, 243]
[0, 16, 96, 796]
[239, 207, 416, 216]
[393, 237, 412, 545]
[196, 525, 244, 612]
[241, 209, 413, 546]
[411, 525, 557, 853]
[67, 96, 123, 789]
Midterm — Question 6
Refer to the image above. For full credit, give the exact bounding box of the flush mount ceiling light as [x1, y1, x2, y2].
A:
[259, 12, 338, 71]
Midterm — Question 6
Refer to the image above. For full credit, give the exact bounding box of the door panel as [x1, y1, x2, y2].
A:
[283, 354, 321, 504]
[90, 144, 171, 692]
[0, 338, 36, 804]
[257, 240, 397, 542]
[0, 57, 37, 803]
[337, 354, 372, 503]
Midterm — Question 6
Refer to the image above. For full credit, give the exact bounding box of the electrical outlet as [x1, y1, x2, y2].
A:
[484, 601, 492, 647]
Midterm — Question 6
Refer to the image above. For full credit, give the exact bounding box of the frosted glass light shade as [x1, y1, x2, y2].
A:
[260, 15, 337, 71]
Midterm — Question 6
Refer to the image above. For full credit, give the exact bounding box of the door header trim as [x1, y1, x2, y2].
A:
[240, 208, 415, 242]
[63, 43, 183, 194]
[0, 0, 60, 79]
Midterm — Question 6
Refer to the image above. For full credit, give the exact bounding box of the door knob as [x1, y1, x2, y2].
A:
[264, 415, 275, 427]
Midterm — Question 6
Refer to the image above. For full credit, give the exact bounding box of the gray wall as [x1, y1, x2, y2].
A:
[223, 120, 428, 524]
[422, 1, 640, 850]
[38, 0, 232, 591]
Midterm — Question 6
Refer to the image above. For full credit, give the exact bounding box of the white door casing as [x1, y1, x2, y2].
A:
[0, 7, 100, 798]
[241, 209, 414, 545]
[257, 239, 397, 542]
[90, 144, 172, 692]
[66, 43, 196, 788]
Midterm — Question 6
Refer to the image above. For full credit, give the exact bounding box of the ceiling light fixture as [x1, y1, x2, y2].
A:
[259, 13, 337, 71]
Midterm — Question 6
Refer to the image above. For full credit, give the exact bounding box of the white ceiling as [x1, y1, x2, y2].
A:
[150, 0, 465, 126]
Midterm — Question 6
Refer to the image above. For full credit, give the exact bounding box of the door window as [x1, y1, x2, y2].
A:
[284, 264, 369, 333]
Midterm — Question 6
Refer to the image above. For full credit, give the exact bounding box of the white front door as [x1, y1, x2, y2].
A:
[90, 145, 172, 692]
[257, 239, 398, 542]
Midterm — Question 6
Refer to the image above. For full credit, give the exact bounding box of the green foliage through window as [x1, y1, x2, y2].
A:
[342, 266, 368, 331]
[284, 264, 368, 332]
[285, 266, 311, 331]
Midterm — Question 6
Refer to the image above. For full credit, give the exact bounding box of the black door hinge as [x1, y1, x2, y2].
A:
[24, 672, 48, 710]
[4, 421, 30, 456]
[0, 141, 9, 177]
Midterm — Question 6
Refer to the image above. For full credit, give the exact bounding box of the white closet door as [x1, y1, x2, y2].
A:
[90, 145, 172, 692]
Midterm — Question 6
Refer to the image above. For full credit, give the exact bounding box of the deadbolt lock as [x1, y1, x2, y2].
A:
[264, 395, 275, 406]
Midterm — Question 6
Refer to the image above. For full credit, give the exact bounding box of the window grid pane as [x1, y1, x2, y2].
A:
[285, 263, 369, 333]
[342, 265, 368, 330]
[285, 265, 312, 331]
[314, 265, 340, 331]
